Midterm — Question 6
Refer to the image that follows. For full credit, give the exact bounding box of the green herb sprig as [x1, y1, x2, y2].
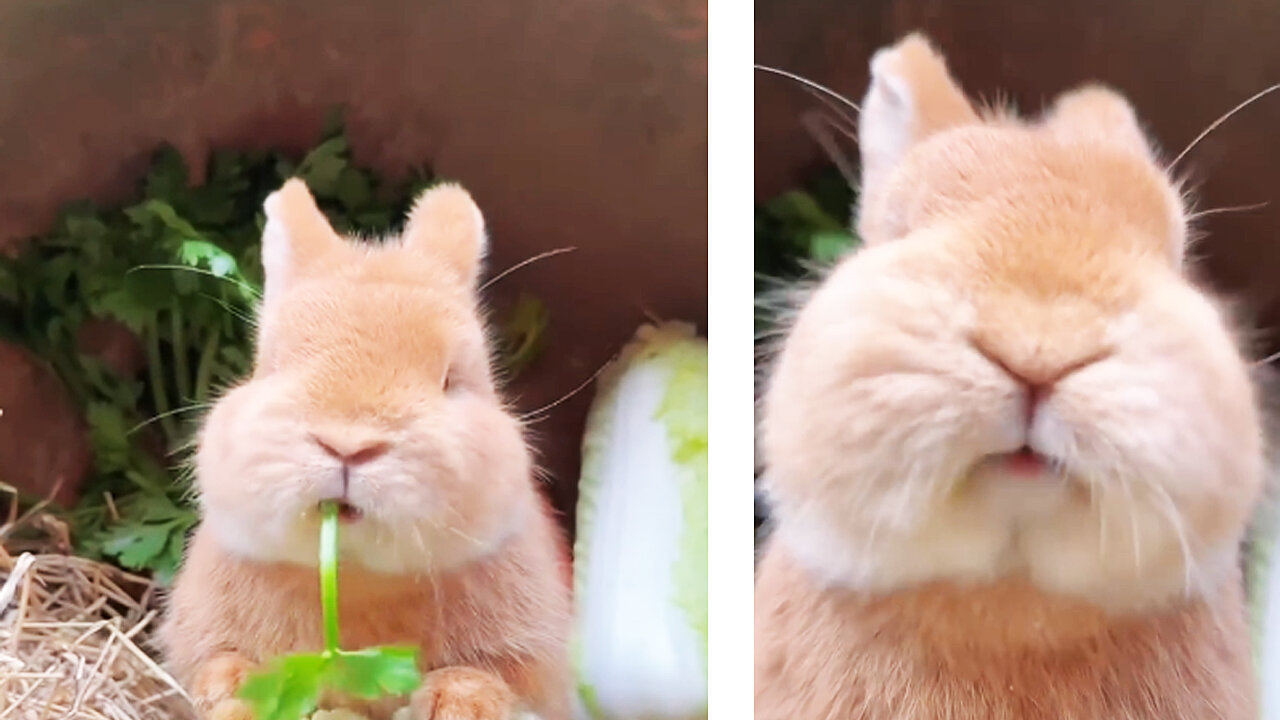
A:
[753, 165, 860, 345]
[237, 502, 422, 720]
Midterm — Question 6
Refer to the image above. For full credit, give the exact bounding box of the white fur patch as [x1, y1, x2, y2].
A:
[260, 191, 294, 305]
[859, 50, 916, 203]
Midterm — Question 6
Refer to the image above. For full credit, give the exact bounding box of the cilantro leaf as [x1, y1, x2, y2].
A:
[327, 647, 423, 698]
[144, 146, 190, 202]
[125, 199, 202, 241]
[86, 402, 132, 471]
[90, 289, 154, 333]
[296, 137, 350, 198]
[809, 231, 856, 265]
[238, 654, 327, 720]
[100, 520, 174, 569]
[335, 167, 374, 212]
[179, 240, 240, 278]
[499, 294, 550, 377]
[94, 493, 197, 576]
[0, 262, 17, 304]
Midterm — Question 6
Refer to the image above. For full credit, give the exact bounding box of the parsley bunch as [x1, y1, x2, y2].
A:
[753, 165, 859, 348]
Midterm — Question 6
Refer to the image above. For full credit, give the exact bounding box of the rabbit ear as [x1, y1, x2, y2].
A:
[1044, 84, 1154, 157]
[1045, 86, 1188, 265]
[401, 183, 488, 289]
[858, 33, 979, 206]
[260, 178, 343, 305]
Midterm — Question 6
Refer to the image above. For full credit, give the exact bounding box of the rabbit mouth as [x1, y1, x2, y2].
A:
[985, 446, 1056, 479]
[320, 500, 364, 523]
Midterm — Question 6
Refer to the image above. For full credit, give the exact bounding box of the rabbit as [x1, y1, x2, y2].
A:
[158, 178, 573, 720]
[754, 33, 1266, 720]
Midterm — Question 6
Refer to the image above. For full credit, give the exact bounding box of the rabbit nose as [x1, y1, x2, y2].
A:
[969, 336, 1111, 425]
[311, 430, 390, 465]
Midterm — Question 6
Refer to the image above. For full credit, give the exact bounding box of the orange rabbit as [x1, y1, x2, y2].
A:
[755, 33, 1264, 719]
[158, 179, 572, 720]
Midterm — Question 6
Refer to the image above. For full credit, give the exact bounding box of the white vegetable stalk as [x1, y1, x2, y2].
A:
[573, 322, 708, 720]
[1257, 492, 1280, 719]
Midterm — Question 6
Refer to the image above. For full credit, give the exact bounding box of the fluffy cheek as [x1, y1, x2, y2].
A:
[194, 378, 534, 574]
[762, 257, 1019, 591]
[361, 396, 532, 574]
[195, 380, 325, 566]
[1019, 304, 1262, 611]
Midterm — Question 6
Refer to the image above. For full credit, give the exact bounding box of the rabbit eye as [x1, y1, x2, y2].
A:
[443, 366, 459, 394]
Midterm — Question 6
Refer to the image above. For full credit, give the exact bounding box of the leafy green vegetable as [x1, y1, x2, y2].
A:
[238, 502, 422, 720]
[754, 165, 857, 283]
[656, 334, 709, 662]
[573, 322, 707, 720]
[0, 112, 545, 580]
[1250, 493, 1279, 668]
[238, 653, 331, 720]
[753, 166, 860, 345]
[94, 493, 197, 584]
[499, 294, 550, 376]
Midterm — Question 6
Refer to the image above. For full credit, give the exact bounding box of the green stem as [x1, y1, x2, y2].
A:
[171, 306, 191, 404]
[320, 501, 340, 655]
[49, 353, 90, 406]
[193, 329, 220, 403]
[145, 323, 178, 442]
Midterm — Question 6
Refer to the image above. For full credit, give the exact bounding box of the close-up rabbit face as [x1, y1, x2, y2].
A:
[194, 181, 534, 576]
[760, 36, 1265, 614]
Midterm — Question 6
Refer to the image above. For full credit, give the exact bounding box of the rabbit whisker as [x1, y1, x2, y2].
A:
[1185, 201, 1270, 223]
[1139, 478, 1196, 596]
[754, 65, 862, 116]
[801, 110, 860, 186]
[129, 403, 214, 436]
[1118, 475, 1143, 570]
[518, 358, 613, 423]
[1170, 82, 1280, 168]
[479, 247, 576, 292]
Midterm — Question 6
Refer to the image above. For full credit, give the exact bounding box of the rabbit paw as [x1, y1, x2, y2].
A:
[207, 697, 256, 720]
[409, 667, 517, 720]
[195, 652, 257, 719]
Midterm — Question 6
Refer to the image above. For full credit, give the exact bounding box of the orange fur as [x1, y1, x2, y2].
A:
[756, 550, 1254, 719]
[410, 667, 517, 719]
[756, 33, 1263, 718]
[193, 652, 255, 719]
[159, 179, 572, 719]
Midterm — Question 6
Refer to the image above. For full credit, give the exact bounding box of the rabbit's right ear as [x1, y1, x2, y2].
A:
[260, 179, 343, 306]
[1043, 84, 1154, 158]
[401, 183, 488, 290]
[858, 33, 978, 208]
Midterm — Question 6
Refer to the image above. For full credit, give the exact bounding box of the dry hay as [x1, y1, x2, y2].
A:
[0, 497, 197, 720]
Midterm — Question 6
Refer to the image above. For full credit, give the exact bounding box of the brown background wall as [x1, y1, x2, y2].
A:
[0, 0, 708, 532]
[757, 0, 1280, 351]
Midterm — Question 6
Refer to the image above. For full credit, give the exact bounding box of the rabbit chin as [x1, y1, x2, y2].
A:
[769, 465, 1240, 615]
[200, 506, 511, 575]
